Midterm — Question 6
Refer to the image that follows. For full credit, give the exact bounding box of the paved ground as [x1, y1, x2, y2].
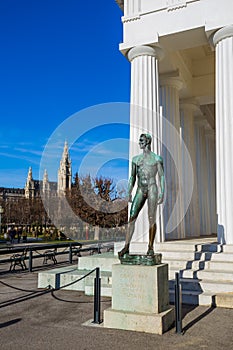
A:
[1, 258, 233, 350]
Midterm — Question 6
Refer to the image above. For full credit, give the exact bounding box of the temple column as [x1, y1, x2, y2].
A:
[213, 25, 233, 244]
[180, 101, 200, 237]
[127, 45, 164, 244]
[194, 117, 211, 236]
[160, 77, 185, 239]
[205, 129, 217, 234]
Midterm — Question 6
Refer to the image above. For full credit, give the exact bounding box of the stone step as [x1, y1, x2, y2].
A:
[38, 267, 112, 291]
[169, 278, 202, 292]
[214, 292, 233, 308]
[160, 250, 213, 261]
[170, 276, 233, 293]
[208, 260, 233, 271]
[178, 268, 233, 282]
[199, 279, 233, 293]
[169, 289, 213, 306]
[197, 269, 233, 282]
[156, 242, 220, 253]
[85, 283, 112, 297]
[163, 258, 190, 270]
[222, 245, 233, 253]
[211, 252, 233, 262]
[196, 243, 221, 253]
[156, 242, 198, 252]
[38, 266, 79, 289]
[168, 258, 211, 271]
[78, 252, 119, 272]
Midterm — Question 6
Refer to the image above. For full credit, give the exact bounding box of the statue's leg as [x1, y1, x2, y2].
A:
[118, 189, 146, 257]
[147, 186, 158, 255]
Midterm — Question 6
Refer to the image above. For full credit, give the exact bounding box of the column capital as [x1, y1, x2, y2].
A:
[194, 115, 206, 127]
[160, 76, 183, 91]
[180, 99, 200, 115]
[213, 24, 233, 46]
[194, 116, 212, 130]
[127, 45, 164, 62]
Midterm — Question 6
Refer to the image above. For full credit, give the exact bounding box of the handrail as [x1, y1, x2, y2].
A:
[0, 241, 115, 272]
[0, 239, 117, 255]
[0, 241, 83, 255]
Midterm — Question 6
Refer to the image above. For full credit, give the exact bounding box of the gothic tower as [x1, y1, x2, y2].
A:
[42, 169, 50, 195]
[57, 141, 72, 195]
[25, 167, 35, 199]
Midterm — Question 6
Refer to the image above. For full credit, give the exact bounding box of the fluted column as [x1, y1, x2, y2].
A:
[205, 129, 217, 234]
[128, 45, 164, 244]
[213, 25, 233, 244]
[160, 77, 185, 239]
[194, 117, 211, 236]
[180, 101, 200, 237]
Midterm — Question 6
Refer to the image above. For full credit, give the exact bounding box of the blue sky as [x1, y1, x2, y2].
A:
[0, 0, 130, 188]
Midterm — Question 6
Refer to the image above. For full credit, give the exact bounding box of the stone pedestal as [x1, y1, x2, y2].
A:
[104, 264, 174, 334]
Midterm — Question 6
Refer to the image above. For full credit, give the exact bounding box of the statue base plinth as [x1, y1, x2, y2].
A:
[119, 253, 162, 266]
[104, 264, 174, 334]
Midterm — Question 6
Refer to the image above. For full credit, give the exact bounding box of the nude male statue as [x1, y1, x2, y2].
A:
[118, 133, 165, 257]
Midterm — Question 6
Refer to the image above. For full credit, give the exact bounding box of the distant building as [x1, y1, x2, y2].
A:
[1, 142, 72, 201]
[0, 187, 25, 201]
[57, 141, 72, 195]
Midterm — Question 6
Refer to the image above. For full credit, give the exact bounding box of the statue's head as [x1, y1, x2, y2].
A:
[139, 133, 152, 150]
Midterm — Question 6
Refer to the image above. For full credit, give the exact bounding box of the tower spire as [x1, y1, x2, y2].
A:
[57, 141, 72, 194]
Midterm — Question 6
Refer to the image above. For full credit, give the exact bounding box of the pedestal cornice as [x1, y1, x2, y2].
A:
[213, 24, 233, 46]
[127, 45, 164, 62]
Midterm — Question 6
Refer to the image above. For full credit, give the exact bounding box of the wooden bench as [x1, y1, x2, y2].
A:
[9, 248, 28, 271]
[72, 247, 82, 257]
[43, 249, 57, 265]
[90, 245, 102, 255]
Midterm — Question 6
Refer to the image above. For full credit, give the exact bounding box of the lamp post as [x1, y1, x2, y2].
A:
[0, 205, 4, 235]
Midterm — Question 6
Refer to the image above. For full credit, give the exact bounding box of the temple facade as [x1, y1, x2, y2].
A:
[116, 0, 233, 244]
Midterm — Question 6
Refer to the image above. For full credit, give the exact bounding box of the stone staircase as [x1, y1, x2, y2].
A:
[156, 239, 233, 306]
[37, 238, 233, 307]
[38, 252, 117, 297]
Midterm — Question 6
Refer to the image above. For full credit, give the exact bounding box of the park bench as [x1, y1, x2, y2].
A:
[43, 249, 57, 265]
[72, 247, 82, 257]
[9, 248, 28, 271]
[89, 244, 102, 255]
[106, 245, 114, 252]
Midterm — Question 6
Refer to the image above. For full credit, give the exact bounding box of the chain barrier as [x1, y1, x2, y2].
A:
[0, 267, 102, 323]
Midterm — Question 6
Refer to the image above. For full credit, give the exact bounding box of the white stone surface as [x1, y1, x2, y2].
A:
[180, 101, 200, 237]
[78, 252, 119, 272]
[104, 307, 174, 335]
[160, 77, 185, 239]
[116, 2, 233, 245]
[111, 264, 170, 314]
[127, 44, 164, 244]
[194, 117, 211, 236]
[104, 262, 174, 334]
[213, 25, 233, 244]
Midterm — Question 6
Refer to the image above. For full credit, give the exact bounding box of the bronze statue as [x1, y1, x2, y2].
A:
[119, 133, 165, 257]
